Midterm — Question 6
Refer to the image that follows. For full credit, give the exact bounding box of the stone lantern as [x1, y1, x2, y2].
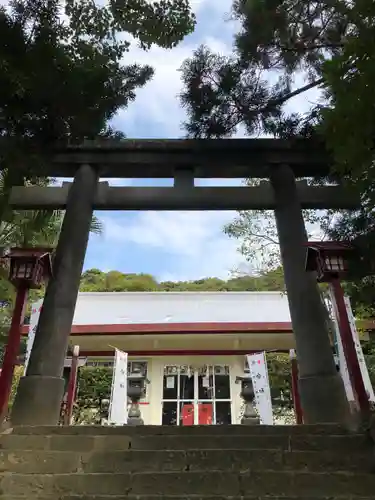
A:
[100, 399, 110, 425]
[127, 364, 150, 425]
[235, 375, 260, 425]
[0, 247, 53, 421]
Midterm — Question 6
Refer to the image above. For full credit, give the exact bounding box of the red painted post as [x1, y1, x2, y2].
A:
[330, 278, 370, 416]
[0, 285, 29, 421]
[64, 345, 79, 425]
[289, 349, 303, 424]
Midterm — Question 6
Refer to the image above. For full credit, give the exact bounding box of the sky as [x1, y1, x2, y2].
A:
[84, 0, 323, 282]
[6, 0, 322, 282]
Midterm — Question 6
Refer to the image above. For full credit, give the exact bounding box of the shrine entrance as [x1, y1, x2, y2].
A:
[162, 364, 232, 426]
[9, 139, 362, 426]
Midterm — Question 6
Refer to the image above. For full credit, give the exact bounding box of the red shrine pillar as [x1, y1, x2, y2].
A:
[330, 279, 370, 416]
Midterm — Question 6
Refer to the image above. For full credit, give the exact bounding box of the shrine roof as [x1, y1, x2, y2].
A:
[69, 291, 292, 326]
[21, 292, 375, 337]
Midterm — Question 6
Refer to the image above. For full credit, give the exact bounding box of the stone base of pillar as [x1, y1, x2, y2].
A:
[299, 373, 350, 425]
[10, 376, 65, 426]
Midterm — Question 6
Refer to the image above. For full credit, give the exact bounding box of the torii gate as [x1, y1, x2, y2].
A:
[9, 138, 360, 426]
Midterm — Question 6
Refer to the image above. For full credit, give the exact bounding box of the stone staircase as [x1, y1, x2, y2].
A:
[0, 424, 374, 499]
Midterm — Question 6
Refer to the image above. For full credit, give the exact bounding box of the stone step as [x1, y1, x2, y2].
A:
[0, 433, 371, 452]
[1, 471, 375, 497]
[0, 449, 372, 474]
[1, 497, 374, 500]
[9, 424, 353, 436]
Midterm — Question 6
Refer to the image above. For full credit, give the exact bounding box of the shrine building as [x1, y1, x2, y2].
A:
[20, 291, 374, 426]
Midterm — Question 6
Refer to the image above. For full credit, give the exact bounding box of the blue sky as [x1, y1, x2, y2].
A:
[81, 0, 321, 282]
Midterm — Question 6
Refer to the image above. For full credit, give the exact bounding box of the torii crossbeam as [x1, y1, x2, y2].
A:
[10, 181, 359, 210]
[39, 138, 333, 178]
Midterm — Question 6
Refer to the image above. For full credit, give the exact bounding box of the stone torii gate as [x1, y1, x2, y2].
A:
[9, 138, 360, 426]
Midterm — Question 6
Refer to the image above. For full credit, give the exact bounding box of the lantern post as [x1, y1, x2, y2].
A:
[305, 241, 370, 417]
[0, 248, 52, 421]
[64, 345, 80, 425]
[289, 349, 303, 424]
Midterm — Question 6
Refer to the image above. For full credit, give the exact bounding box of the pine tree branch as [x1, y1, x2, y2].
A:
[279, 43, 344, 51]
[260, 77, 325, 113]
[232, 77, 325, 134]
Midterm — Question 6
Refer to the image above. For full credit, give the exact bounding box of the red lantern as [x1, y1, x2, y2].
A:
[7, 247, 53, 288]
[305, 241, 353, 282]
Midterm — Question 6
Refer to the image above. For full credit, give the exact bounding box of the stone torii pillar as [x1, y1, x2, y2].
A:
[11, 164, 99, 425]
[270, 164, 350, 424]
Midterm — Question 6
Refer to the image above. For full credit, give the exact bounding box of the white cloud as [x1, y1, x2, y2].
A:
[116, 35, 232, 137]
[100, 211, 244, 280]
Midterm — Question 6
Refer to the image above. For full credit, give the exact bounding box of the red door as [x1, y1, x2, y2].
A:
[181, 404, 194, 425]
[198, 403, 213, 425]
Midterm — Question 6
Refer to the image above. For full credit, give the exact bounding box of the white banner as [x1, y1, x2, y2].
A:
[344, 296, 375, 402]
[329, 291, 375, 403]
[108, 349, 128, 425]
[247, 352, 274, 425]
[24, 299, 43, 375]
[329, 291, 355, 402]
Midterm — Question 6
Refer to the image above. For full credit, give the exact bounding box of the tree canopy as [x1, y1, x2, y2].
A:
[0, 0, 195, 224]
[180, 0, 374, 148]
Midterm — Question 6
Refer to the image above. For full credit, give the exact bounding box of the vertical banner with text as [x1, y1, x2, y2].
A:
[247, 352, 274, 425]
[344, 296, 375, 402]
[108, 349, 128, 425]
[24, 299, 43, 375]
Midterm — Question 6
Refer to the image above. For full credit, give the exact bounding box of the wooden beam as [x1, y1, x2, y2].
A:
[41, 138, 332, 178]
[10, 182, 360, 210]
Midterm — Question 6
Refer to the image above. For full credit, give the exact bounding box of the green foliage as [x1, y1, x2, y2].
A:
[9, 365, 23, 410]
[80, 270, 160, 292]
[79, 268, 286, 292]
[108, 0, 195, 50]
[232, 0, 347, 74]
[322, 1, 375, 188]
[0, 265, 32, 364]
[74, 367, 112, 424]
[267, 352, 292, 414]
[0, 1, 140, 171]
[179, 45, 289, 138]
[223, 183, 325, 272]
[76, 366, 112, 406]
